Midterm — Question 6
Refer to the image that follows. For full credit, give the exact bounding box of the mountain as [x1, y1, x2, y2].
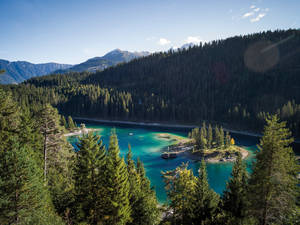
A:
[55, 49, 150, 73]
[0, 49, 150, 84]
[0, 60, 72, 84]
[180, 42, 198, 49]
[5, 29, 300, 138]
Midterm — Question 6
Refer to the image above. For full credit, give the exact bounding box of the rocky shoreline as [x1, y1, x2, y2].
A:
[157, 133, 250, 163]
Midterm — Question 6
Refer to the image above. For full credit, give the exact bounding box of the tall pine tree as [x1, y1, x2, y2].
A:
[127, 150, 160, 225]
[248, 115, 299, 225]
[0, 138, 63, 225]
[74, 132, 107, 224]
[104, 132, 131, 225]
[192, 160, 220, 224]
[222, 153, 248, 224]
[207, 124, 213, 149]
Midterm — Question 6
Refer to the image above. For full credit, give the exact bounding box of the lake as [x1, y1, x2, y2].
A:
[68, 119, 298, 203]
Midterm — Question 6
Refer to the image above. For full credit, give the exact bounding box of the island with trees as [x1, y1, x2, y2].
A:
[161, 122, 248, 162]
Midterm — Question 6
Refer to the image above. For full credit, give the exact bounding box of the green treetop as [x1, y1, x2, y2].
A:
[67, 116, 76, 130]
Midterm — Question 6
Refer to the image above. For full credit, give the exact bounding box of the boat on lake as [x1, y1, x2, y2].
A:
[161, 152, 177, 159]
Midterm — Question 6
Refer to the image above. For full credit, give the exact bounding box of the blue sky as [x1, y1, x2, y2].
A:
[0, 0, 299, 64]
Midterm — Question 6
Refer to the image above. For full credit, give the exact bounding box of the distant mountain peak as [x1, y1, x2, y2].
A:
[0, 59, 72, 84]
[55, 49, 151, 74]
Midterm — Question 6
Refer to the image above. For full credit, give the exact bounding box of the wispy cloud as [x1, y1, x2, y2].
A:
[243, 12, 254, 18]
[250, 13, 266, 22]
[242, 4, 268, 22]
[185, 36, 204, 44]
[158, 38, 171, 46]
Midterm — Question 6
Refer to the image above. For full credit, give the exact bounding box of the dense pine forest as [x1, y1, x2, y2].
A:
[0, 30, 300, 224]
[2, 29, 300, 138]
[0, 85, 299, 224]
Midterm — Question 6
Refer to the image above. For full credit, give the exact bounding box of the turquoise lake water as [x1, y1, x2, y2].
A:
[68, 120, 259, 203]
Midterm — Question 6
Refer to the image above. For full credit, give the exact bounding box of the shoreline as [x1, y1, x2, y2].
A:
[72, 117, 300, 144]
[64, 128, 100, 137]
[156, 133, 250, 163]
[181, 146, 249, 163]
[73, 117, 263, 138]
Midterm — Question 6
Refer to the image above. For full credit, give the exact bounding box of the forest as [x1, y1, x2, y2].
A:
[0, 85, 299, 224]
[2, 29, 300, 138]
[0, 29, 300, 224]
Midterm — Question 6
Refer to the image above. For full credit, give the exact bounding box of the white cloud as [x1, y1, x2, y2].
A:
[158, 38, 171, 45]
[243, 11, 254, 18]
[265, 8, 269, 12]
[185, 36, 203, 44]
[250, 5, 256, 9]
[250, 13, 266, 22]
[254, 8, 260, 12]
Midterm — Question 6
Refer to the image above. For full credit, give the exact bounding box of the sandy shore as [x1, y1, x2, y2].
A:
[156, 133, 191, 144]
[64, 128, 100, 137]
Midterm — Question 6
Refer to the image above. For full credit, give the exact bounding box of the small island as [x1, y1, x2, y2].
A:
[160, 122, 248, 162]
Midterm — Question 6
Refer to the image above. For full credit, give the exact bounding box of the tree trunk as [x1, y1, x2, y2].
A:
[44, 133, 48, 182]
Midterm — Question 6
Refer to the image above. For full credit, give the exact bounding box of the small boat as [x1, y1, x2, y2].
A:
[129, 133, 133, 136]
[161, 152, 177, 159]
[161, 153, 169, 159]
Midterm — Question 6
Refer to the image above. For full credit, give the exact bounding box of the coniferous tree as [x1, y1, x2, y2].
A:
[222, 153, 248, 224]
[61, 116, 67, 129]
[247, 115, 299, 225]
[104, 132, 131, 225]
[38, 104, 75, 218]
[200, 126, 207, 150]
[0, 88, 20, 148]
[129, 155, 160, 225]
[67, 116, 76, 130]
[225, 131, 231, 148]
[126, 145, 141, 223]
[38, 104, 63, 181]
[74, 132, 106, 224]
[192, 160, 219, 224]
[170, 168, 196, 225]
[219, 127, 225, 149]
[0, 138, 63, 225]
[214, 126, 220, 148]
[207, 124, 213, 149]
[202, 121, 207, 140]
[162, 163, 194, 224]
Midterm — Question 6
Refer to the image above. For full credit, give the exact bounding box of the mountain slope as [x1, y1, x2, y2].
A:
[55, 49, 150, 73]
[5, 29, 300, 137]
[0, 60, 72, 84]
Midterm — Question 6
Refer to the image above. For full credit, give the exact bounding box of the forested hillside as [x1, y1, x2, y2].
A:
[4, 29, 300, 137]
